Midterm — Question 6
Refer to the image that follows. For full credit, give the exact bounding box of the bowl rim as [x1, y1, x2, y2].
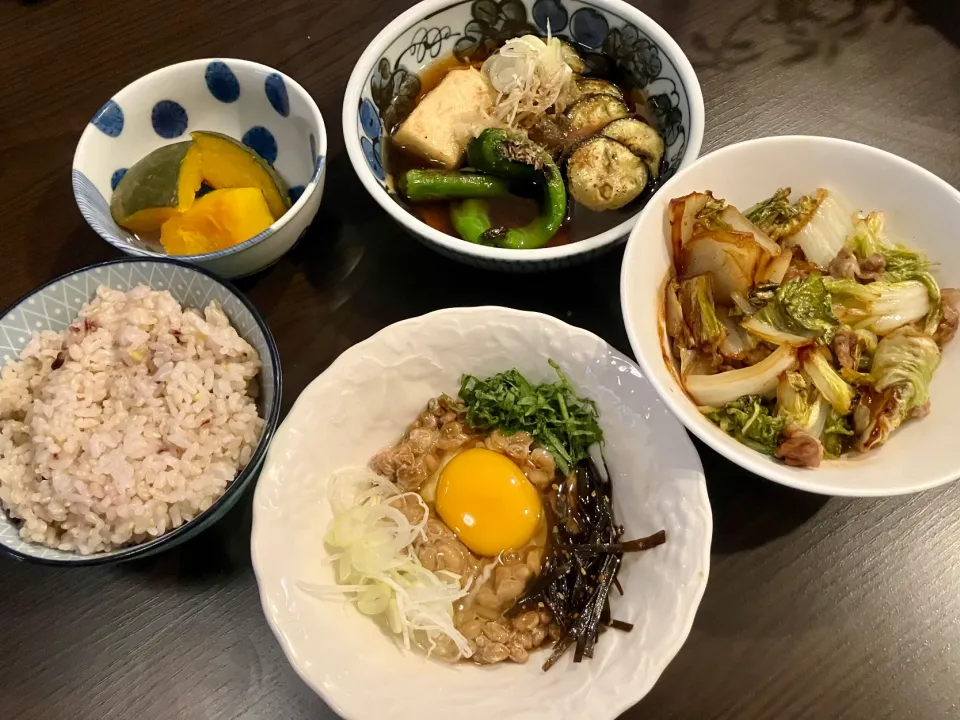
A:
[0, 257, 283, 565]
[251, 304, 712, 719]
[72, 57, 327, 263]
[621, 133, 960, 497]
[342, 0, 705, 263]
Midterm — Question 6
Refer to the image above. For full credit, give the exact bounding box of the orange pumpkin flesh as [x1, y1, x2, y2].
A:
[160, 188, 274, 255]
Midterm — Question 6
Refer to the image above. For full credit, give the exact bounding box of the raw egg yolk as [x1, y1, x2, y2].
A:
[435, 448, 543, 557]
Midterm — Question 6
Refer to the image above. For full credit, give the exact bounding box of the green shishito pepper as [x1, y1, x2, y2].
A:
[398, 169, 511, 202]
[450, 129, 567, 250]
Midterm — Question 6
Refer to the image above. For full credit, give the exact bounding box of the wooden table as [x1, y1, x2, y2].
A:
[2, 1, 959, 718]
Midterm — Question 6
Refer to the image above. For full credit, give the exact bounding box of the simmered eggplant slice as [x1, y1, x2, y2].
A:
[567, 137, 649, 211]
[575, 77, 624, 100]
[600, 118, 665, 178]
[565, 94, 630, 139]
[559, 40, 587, 73]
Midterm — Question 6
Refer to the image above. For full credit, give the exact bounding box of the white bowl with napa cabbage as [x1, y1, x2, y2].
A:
[250, 307, 711, 720]
[621, 135, 960, 497]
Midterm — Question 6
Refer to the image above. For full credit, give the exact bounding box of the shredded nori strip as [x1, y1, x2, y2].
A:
[569, 531, 668, 555]
[509, 456, 667, 671]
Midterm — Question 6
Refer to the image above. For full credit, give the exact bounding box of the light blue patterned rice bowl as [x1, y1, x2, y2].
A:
[0, 259, 281, 565]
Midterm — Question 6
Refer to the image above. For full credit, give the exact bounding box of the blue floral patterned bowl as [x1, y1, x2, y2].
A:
[343, 0, 704, 272]
[73, 59, 327, 279]
[0, 259, 282, 565]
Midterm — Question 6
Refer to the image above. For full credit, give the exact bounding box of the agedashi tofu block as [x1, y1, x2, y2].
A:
[393, 67, 495, 168]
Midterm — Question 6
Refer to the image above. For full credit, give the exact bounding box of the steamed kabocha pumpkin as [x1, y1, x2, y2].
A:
[189, 131, 290, 219]
[109, 130, 293, 254]
[110, 142, 203, 233]
[160, 188, 274, 255]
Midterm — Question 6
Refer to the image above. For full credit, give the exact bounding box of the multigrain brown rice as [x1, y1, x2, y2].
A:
[0, 284, 264, 555]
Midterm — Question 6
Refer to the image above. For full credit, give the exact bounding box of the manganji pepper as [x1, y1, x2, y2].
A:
[450, 129, 566, 249]
[398, 169, 511, 202]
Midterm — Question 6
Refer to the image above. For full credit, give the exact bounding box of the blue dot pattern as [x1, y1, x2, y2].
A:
[265, 74, 290, 117]
[151, 100, 189, 138]
[242, 126, 278, 165]
[110, 168, 128, 191]
[570, 8, 609, 49]
[205, 61, 240, 103]
[289, 185, 305, 204]
[91, 99, 124, 137]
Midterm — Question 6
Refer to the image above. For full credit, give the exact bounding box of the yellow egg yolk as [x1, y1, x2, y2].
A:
[435, 447, 543, 557]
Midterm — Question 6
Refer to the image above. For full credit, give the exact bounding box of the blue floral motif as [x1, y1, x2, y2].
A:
[361, 138, 385, 181]
[359, 99, 385, 182]
[265, 73, 290, 117]
[242, 126, 278, 165]
[603, 25, 663, 87]
[91, 100, 124, 137]
[360, 98, 382, 139]
[205, 61, 240, 103]
[361, 139, 384, 182]
[110, 168, 128, 191]
[371, 59, 421, 135]
[648, 94, 683, 146]
[454, 0, 534, 60]
[532, 0, 567, 33]
[289, 185, 305, 204]
[151, 100, 188, 138]
[570, 8, 609, 49]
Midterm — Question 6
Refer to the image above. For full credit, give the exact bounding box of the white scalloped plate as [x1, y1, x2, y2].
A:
[251, 307, 710, 720]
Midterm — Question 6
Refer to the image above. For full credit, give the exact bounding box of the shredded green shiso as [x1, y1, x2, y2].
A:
[458, 360, 603, 476]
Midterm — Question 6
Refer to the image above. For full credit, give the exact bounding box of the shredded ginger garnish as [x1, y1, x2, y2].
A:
[299, 467, 473, 660]
[481, 32, 579, 128]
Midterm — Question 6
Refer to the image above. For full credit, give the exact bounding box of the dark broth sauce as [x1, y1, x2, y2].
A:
[384, 49, 663, 246]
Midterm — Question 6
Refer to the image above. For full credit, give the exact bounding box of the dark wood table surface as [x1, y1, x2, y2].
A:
[2, 0, 960, 718]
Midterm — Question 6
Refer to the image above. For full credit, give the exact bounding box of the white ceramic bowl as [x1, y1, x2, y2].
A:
[343, 0, 704, 272]
[621, 135, 960, 497]
[73, 58, 327, 278]
[251, 307, 711, 720]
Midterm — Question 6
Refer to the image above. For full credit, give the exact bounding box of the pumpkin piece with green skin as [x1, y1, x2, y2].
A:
[110, 142, 203, 233]
[190, 131, 291, 220]
[159, 187, 275, 255]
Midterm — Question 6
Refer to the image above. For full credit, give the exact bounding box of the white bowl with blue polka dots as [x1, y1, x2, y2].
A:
[73, 59, 326, 279]
[0, 258, 282, 565]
